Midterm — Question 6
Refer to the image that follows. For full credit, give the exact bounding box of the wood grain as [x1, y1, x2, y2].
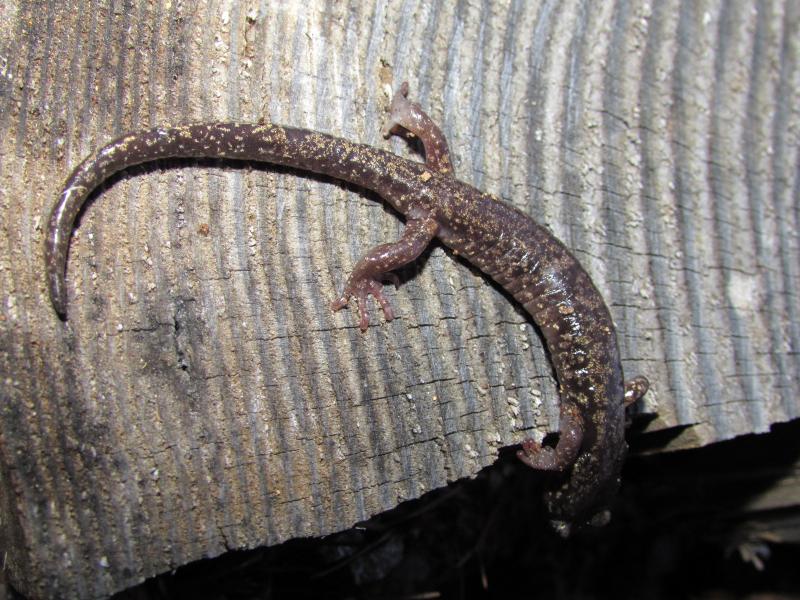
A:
[0, 0, 797, 597]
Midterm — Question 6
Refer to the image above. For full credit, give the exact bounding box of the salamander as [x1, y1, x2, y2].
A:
[45, 82, 649, 533]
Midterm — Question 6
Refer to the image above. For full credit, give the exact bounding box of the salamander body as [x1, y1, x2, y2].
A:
[45, 83, 648, 532]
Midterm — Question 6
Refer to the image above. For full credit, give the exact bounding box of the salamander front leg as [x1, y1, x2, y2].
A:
[624, 376, 650, 407]
[383, 82, 454, 175]
[331, 215, 439, 331]
[517, 402, 583, 471]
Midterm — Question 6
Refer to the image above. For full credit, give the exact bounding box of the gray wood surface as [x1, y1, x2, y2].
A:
[0, 0, 797, 597]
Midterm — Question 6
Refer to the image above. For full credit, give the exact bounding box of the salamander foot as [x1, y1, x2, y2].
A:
[331, 274, 399, 331]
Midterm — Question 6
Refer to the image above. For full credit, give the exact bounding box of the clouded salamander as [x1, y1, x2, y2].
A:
[45, 82, 649, 532]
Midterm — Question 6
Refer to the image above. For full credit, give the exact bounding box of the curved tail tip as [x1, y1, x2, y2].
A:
[48, 279, 69, 320]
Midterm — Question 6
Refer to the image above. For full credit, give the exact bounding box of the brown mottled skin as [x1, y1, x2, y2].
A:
[45, 83, 648, 533]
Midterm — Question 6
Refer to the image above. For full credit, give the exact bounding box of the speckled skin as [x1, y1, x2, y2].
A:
[45, 83, 648, 531]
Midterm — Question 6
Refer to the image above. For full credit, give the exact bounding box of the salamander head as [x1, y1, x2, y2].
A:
[541, 447, 626, 537]
[543, 376, 649, 536]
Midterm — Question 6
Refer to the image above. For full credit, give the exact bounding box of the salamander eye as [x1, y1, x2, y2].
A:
[588, 509, 611, 528]
[549, 519, 571, 538]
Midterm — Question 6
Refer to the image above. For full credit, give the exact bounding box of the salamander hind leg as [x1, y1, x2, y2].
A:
[331, 215, 439, 331]
[382, 82, 454, 175]
[517, 402, 584, 471]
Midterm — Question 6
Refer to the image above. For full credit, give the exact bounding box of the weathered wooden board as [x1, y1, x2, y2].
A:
[0, 0, 797, 597]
